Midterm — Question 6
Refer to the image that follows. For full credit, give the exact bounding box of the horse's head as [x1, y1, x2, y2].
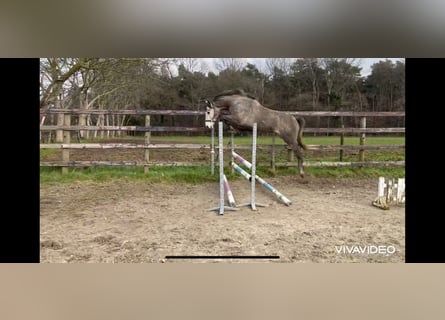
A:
[205, 99, 216, 128]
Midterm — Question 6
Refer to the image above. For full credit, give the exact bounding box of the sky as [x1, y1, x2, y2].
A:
[356, 58, 404, 76]
[198, 58, 404, 77]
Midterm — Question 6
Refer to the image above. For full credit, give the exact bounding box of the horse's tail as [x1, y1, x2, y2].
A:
[296, 117, 307, 150]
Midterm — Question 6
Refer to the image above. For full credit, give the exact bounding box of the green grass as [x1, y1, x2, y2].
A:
[148, 135, 404, 146]
[40, 164, 405, 184]
[40, 166, 218, 184]
[40, 148, 59, 157]
[304, 136, 404, 146]
[40, 135, 405, 184]
[75, 134, 404, 146]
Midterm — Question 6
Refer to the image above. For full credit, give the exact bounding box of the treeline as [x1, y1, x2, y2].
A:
[40, 58, 405, 136]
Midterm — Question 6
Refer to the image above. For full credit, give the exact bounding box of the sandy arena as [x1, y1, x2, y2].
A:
[40, 176, 405, 263]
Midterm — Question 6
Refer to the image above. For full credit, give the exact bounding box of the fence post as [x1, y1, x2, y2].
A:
[40, 114, 45, 142]
[271, 134, 276, 172]
[144, 115, 151, 174]
[47, 114, 53, 143]
[56, 113, 64, 142]
[359, 116, 366, 162]
[288, 148, 294, 163]
[339, 125, 344, 161]
[62, 113, 71, 174]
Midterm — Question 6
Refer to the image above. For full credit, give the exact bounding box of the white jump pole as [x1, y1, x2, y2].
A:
[218, 122, 224, 214]
[235, 123, 267, 210]
[251, 123, 257, 210]
[230, 130, 235, 174]
[223, 174, 237, 207]
[208, 121, 239, 214]
[210, 125, 215, 175]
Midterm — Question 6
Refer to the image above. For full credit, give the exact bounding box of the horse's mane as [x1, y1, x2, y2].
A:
[213, 89, 257, 101]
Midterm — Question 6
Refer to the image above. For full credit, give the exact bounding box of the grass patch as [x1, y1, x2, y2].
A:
[149, 135, 404, 146]
[80, 134, 404, 146]
[241, 164, 405, 180]
[40, 164, 404, 184]
[40, 166, 219, 184]
[303, 135, 404, 146]
[40, 148, 59, 158]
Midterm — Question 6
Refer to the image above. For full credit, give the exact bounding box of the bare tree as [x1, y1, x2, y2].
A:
[265, 58, 295, 76]
[198, 59, 210, 74]
[40, 58, 85, 109]
[214, 58, 247, 72]
[178, 58, 201, 73]
[40, 58, 91, 141]
[40, 58, 170, 139]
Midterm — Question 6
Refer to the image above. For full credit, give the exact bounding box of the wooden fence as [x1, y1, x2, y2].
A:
[40, 109, 405, 173]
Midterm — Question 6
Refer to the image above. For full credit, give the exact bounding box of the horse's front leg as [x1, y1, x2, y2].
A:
[219, 114, 240, 128]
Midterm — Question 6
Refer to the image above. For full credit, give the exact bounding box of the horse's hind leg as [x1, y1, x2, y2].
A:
[294, 147, 305, 178]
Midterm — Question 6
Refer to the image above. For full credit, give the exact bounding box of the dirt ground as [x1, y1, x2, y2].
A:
[40, 175, 405, 263]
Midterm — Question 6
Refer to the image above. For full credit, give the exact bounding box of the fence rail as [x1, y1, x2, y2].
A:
[40, 109, 404, 117]
[40, 109, 405, 171]
[40, 109, 204, 116]
[288, 161, 405, 167]
[40, 143, 404, 151]
[40, 125, 405, 134]
[40, 161, 197, 167]
[40, 125, 207, 132]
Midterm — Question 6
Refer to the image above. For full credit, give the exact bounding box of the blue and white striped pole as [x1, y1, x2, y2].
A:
[231, 151, 292, 206]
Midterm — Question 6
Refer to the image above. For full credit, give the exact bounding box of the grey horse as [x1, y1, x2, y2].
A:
[205, 89, 307, 177]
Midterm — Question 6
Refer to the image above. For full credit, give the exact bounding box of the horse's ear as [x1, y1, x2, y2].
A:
[205, 100, 213, 108]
